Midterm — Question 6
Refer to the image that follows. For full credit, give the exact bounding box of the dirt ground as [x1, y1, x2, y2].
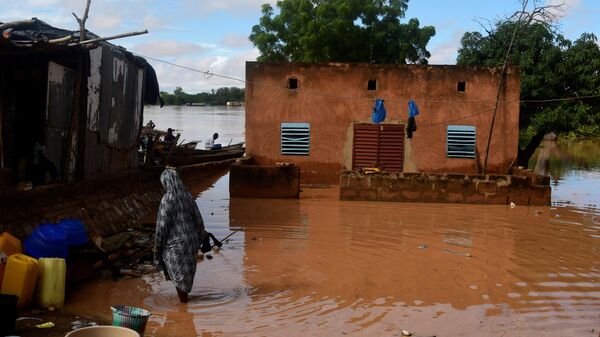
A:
[14, 308, 107, 337]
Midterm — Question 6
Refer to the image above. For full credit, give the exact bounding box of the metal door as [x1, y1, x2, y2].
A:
[46, 62, 78, 181]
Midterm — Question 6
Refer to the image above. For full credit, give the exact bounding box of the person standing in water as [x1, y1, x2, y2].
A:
[154, 168, 205, 303]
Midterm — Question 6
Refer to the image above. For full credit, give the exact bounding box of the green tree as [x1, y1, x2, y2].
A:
[457, 21, 600, 167]
[249, 0, 436, 64]
[158, 87, 246, 106]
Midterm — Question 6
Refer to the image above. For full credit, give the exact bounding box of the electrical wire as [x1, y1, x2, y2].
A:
[138, 54, 600, 107]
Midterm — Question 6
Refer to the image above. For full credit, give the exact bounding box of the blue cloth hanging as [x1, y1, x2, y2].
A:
[408, 99, 420, 118]
[371, 99, 386, 124]
[407, 99, 420, 139]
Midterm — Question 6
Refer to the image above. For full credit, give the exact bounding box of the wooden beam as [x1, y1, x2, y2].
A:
[69, 30, 149, 46]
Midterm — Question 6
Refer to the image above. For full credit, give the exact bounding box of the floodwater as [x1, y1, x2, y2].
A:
[67, 106, 600, 336]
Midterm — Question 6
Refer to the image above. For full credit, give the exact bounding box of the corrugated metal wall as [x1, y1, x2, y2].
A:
[84, 46, 144, 177]
[46, 61, 77, 177]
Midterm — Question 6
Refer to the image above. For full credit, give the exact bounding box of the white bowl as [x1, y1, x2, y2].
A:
[65, 326, 140, 337]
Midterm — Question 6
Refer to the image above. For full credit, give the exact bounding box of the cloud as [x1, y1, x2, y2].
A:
[429, 30, 465, 65]
[221, 33, 252, 48]
[182, 0, 276, 16]
[544, 0, 581, 19]
[89, 14, 123, 30]
[131, 40, 206, 57]
[151, 48, 259, 93]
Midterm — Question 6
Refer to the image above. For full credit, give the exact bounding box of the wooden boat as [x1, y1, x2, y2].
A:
[166, 142, 245, 166]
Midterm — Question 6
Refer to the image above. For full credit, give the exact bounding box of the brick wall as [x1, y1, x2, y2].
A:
[340, 169, 550, 205]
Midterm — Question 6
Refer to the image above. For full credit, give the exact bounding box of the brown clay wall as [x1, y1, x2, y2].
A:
[0, 159, 238, 240]
[339, 170, 550, 205]
[230, 163, 300, 199]
[245, 62, 520, 184]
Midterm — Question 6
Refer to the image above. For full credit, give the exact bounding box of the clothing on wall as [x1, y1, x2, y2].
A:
[407, 99, 420, 139]
[371, 99, 386, 124]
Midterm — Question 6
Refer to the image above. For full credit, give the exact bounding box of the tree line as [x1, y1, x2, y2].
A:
[160, 87, 245, 106]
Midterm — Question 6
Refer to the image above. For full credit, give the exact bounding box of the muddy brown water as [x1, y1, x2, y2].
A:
[66, 176, 600, 337]
[65, 109, 600, 336]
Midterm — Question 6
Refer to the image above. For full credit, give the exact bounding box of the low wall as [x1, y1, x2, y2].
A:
[340, 169, 551, 205]
[230, 162, 300, 198]
[0, 159, 239, 240]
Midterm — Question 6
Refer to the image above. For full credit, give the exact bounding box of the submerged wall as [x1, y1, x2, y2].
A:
[230, 162, 300, 199]
[0, 159, 238, 240]
[245, 62, 520, 183]
[339, 169, 550, 205]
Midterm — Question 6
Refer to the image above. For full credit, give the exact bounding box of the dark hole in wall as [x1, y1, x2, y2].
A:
[457, 81, 466, 92]
[288, 78, 298, 89]
[368, 79, 377, 91]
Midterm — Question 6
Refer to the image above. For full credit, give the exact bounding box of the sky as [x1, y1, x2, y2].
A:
[2, 0, 599, 93]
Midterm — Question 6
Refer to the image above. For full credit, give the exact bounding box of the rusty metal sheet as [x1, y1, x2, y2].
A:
[46, 61, 77, 176]
[84, 46, 144, 177]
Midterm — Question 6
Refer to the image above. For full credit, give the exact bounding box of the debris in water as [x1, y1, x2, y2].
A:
[510, 202, 516, 208]
[443, 248, 471, 257]
[35, 322, 55, 329]
[212, 246, 221, 253]
[205, 254, 213, 260]
[418, 244, 428, 249]
[401, 329, 412, 336]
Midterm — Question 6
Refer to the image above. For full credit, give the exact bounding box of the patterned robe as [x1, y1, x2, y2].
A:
[154, 168, 206, 293]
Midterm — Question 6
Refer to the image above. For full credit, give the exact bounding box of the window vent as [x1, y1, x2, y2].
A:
[446, 125, 476, 158]
[281, 122, 310, 155]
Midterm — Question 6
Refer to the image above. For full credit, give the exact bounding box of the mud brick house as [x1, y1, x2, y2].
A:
[244, 62, 521, 184]
[241, 62, 549, 205]
[0, 18, 161, 191]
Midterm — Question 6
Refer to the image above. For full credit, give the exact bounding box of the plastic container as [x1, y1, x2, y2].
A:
[111, 305, 151, 336]
[23, 224, 68, 259]
[0, 294, 18, 336]
[58, 219, 88, 246]
[0, 232, 22, 289]
[37, 258, 66, 308]
[65, 326, 140, 337]
[0, 253, 38, 308]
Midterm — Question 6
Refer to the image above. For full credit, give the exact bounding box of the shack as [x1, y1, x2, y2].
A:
[0, 18, 162, 192]
[241, 62, 550, 205]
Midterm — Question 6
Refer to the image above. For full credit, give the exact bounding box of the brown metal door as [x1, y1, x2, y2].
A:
[352, 124, 379, 169]
[378, 124, 404, 171]
[352, 123, 404, 172]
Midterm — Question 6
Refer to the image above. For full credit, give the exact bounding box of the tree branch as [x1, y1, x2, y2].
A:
[73, 0, 92, 42]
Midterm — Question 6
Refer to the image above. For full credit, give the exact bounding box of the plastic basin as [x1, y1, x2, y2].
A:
[111, 305, 151, 336]
[23, 224, 68, 259]
[58, 219, 88, 246]
[65, 326, 140, 337]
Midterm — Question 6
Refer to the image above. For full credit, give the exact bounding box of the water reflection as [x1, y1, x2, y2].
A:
[532, 138, 600, 208]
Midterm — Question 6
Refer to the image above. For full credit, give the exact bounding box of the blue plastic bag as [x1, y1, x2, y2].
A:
[371, 99, 386, 124]
[408, 99, 420, 118]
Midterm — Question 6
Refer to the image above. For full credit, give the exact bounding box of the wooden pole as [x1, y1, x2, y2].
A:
[69, 30, 149, 46]
[72, 0, 92, 42]
[482, 0, 529, 174]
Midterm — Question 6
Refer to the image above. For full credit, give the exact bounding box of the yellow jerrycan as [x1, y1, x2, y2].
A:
[37, 258, 66, 308]
[0, 232, 22, 288]
[0, 253, 38, 308]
